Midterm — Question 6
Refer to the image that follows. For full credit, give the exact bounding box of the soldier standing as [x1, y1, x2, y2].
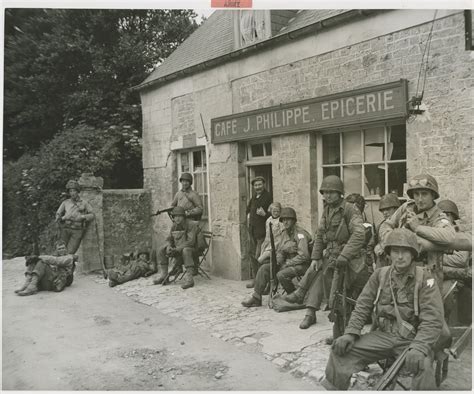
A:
[241, 207, 311, 307]
[152, 206, 201, 289]
[55, 180, 94, 254]
[379, 174, 455, 286]
[171, 173, 204, 221]
[244, 176, 272, 288]
[321, 228, 444, 390]
[15, 242, 77, 296]
[374, 193, 401, 268]
[283, 176, 366, 332]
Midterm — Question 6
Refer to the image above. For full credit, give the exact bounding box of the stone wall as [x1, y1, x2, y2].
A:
[141, 11, 472, 279]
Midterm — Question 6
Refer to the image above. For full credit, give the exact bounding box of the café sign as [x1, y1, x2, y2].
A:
[211, 80, 408, 144]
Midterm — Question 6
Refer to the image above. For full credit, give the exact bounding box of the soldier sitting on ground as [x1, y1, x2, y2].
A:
[241, 207, 311, 308]
[152, 206, 201, 289]
[15, 242, 77, 296]
[107, 249, 155, 287]
[321, 228, 444, 390]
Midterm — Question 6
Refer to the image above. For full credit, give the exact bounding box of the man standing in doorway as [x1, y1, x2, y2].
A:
[55, 180, 94, 254]
[245, 176, 272, 288]
[171, 172, 203, 221]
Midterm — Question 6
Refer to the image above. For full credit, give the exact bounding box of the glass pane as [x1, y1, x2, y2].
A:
[388, 162, 407, 197]
[323, 166, 341, 178]
[251, 143, 264, 157]
[202, 172, 208, 193]
[264, 142, 272, 156]
[342, 131, 362, 164]
[364, 164, 386, 197]
[201, 150, 207, 170]
[343, 166, 362, 195]
[193, 150, 203, 171]
[194, 172, 204, 193]
[364, 127, 385, 162]
[388, 125, 406, 160]
[180, 152, 190, 173]
[323, 134, 340, 164]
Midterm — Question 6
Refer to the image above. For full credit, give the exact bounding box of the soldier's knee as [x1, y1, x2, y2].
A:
[276, 270, 288, 281]
[182, 247, 194, 257]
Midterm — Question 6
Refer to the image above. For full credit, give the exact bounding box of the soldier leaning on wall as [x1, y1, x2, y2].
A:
[55, 180, 94, 254]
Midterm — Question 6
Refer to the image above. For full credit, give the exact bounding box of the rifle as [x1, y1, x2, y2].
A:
[161, 257, 183, 286]
[328, 266, 353, 338]
[374, 346, 410, 390]
[268, 222, 278, 308]
[150, 207, 174, 218]
[449, 324, 472, 359]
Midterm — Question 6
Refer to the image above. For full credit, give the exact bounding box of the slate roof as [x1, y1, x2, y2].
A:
[138, 9, 350, 89]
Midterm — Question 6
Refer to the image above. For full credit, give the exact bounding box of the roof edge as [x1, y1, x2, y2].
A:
[132, 9, 383, 93]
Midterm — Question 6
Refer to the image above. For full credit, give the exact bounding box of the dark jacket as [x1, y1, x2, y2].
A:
[246, 190, 272, 239]
[166, 219, 200, 251]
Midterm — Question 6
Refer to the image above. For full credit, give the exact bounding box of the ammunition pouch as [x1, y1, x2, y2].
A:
[378, 317, 416, 340]
[62, 219, 84, 230]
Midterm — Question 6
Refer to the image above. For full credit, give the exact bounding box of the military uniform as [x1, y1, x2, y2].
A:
[56, 197, 94, 254]
[17, 254, 76, 296]
[379, 201, 455, 285]
[108, 255, 154, 287]
[304, 200, 366, 314]
[252, 224, 311, 297]
[171, 189, 203, 221]
[324, 263, 444, 390]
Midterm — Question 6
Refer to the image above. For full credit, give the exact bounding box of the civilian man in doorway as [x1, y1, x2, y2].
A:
[245, 176, 272, 288]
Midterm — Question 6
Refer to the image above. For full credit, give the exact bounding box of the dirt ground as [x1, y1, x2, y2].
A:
[2, 258, 317, 390]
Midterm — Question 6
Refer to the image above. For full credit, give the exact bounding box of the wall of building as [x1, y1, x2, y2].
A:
[140, 11, 472, 279]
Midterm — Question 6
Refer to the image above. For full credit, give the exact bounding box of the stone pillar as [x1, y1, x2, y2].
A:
[77, 173, 104, 274]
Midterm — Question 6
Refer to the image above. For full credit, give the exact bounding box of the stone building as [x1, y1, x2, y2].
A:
[134, 9, 473, 280]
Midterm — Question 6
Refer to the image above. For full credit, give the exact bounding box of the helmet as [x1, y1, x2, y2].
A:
[384, 228, 419, 258]
[345, 193, 365, 212]
[171, 206, 186, 217]
[319, 175, 344, 195]
[438, 199, 459, 220]
[379, 193, 401, 211]
[279, 207, 297, 221]
[251, 176, 266, 185]
[66, 180, 80, 191]
[406, 174, 439, 200]
[137, 249, 150, 260]
[179, 173, 193, 184]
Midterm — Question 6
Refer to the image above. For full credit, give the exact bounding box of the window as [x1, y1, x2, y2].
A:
[320, 124, 407, 198]
[177, 149, 209, 219]
[236, 10, 271, 47]
[247, 140, 272, 160]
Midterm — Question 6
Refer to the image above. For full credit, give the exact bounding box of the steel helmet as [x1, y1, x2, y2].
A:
[279, 207, 297, 221]
[66, 180, 80, 191]
[379, 193, 401, 211]
[137, 249, 150, 260]
[319, 175, 344, 195]
[406, 173, 439, 200]
[438, 199, 459, 220]
[179, 172, 193, 184]
[346, 193, 366, 212]
[384, 228, 420, 258]
[171, 206, 186, 217]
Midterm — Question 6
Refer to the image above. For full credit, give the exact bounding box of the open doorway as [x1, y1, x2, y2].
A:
[248, 164, 273, 199]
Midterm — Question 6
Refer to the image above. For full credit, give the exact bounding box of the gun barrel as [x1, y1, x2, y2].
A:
[449, 325, 472, 359]
[374, 347, 409, 390]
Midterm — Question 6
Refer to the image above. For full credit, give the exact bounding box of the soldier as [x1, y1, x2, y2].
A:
[241, 207, 311, 307]
[171, 172, 204, 221]
[15, 242, 77, 296]
[55, 180, 94, 254]
[437, 199, 471, 321]
[244, 176, 272, 288]
[321, 228, 444, 390]
[107, 249, 155, 287]
[152, 206, 201, 289]
[379, 173, 455, 286]
[283, 176, 366, 331]
[374, 193, 401, 268]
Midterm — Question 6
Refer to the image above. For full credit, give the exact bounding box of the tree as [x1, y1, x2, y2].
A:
[3, 9, 199, 256]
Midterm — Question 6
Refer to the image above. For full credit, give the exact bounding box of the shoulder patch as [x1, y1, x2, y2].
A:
[426, 278, 435, 288]
[297, 233, 305, 240]
[440, 218, 451, 226]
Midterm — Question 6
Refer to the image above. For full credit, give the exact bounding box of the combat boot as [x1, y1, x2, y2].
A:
[299, 314, 317, 329]
[18, 274, 39, 296]
[14, 274, 32, 294]
[241, 295, 262, 307]
[153, 265, 169, 285]
[283, 289, 304, 304]
[181, 270, 194, 290]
